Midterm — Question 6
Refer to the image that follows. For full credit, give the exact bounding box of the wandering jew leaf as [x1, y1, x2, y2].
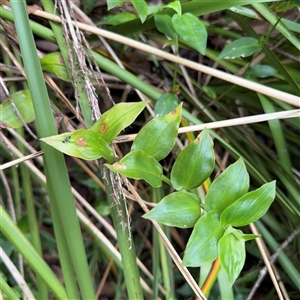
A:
[40, 52, 70, 82]
[91, 101, 148, 143]
[154, 14, 176, 39]
[107, 0, 124, 10]
[171, 129, 214, 191]
[204, 158, 249, 213]
[154, 93, 178, 117]
[220, 181, 276, 227]
[182, 211, 224, 267]
[143, 191, 201, 228]
[172, 13, 207, 55]
[131, 0, 148, 23]
[131, 103, 182, 161]
[217, 37, 259, 60]
[218, 226, 246, 286]
[0, 90, 35, 128]
[105, 150, 163, 187]
[40, 129, 114, 162]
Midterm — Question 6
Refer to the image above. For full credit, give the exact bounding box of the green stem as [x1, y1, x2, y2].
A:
[0, 276, 20, 300]
[0, 206, 68, 299]
[153, 188, 174, 299]
[9, 1, 95, 298]
[40, 0, 94, 127]
[19, 161, 48, 299]
[252, 3, 300, 50]
[161, 174, 172, 186]
[103, 168, 144, 299]
[0, 35, 48, 297]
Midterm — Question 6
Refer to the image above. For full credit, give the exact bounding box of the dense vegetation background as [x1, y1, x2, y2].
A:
[0, 0, 299, 299]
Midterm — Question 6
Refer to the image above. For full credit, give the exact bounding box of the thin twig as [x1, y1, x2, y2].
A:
[29, 9, 300, 107]
[0, 247, 36, 300]
[249, 223, 284, 300]
[114, 109, 300, 143]
[247, 227, 300, 300]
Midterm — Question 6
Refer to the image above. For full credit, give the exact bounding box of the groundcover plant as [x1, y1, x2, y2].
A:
[0, 1, 299, 299]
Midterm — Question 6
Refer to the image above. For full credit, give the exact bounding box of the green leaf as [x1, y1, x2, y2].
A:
[171, 129, 214, 191]
[94, 202, 111, 217]
[154, 93, 178, 117]
[131, 103, 182, 161]
[245, 65, 277, 78]
[40, 129, 114, 162]
[107, 0, 124, 10]
[105, 150, 163, 187]
[154, 14, 176, 39]
[204, 158, 249, 212]
[217, 37, 260, 60]
[203, 86, 216, 100]
[218, 226, 246, 286]
[40, 52, 70, 81]
[172, 13, 207, 55]
[163, 39, 177, 48]
[0, 90, 35, 128]
[182, 211, 225, 267]
[131, 0, 148, 23]
[229, 6, 260, 19]
[91, 101, 148, 143]
[220, 181, 276, 227]
[82, 0, 98, 14]
[98, 13, 137, 26]
[143, 191, 201, 228]
[164, 0, 182, 16]
[241, 233, 260, 241]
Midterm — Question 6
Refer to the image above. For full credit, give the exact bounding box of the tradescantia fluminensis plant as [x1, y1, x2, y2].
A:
[40, 100, 276, 285]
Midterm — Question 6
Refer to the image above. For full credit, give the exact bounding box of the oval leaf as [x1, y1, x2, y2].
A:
[172, 13, 207, 55]
[91, 101, 148, 143]
[82, 0, 98, 14]
[107, 0, 123, 10]
[164, 1, 181, 15]
[171, 129, 214, 191]
[154, 93, 178, 117]
[218, 226, 246, 286]
[40, 52, 70, 81]
[217, 37, 259, 60]
[220, 181, 276, 227]
[131, 0, 148, 23]
[246, 65, 277, 78]
[143, 191, 201, 228]
[105, 150, 162, 187]
[0, 90, 35, 128]
[154, 14, 175, 39]
[98, 13, 136, 26]
[40, 129, 114, 162]
[131, 103, 182, 161]
[204, 158, 249, 212]
[182, 211, 225, 267]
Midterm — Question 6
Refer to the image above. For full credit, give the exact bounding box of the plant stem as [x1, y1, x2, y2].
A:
[10, 1, 95, 298]
[40, 0, 94, 127]
[103, 168, 144, 299]
[161, 175, 172, 186]
[0, 206, 68, 299]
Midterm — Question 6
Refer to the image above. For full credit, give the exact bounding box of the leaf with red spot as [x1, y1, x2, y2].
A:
[105, 150, 163, 187]
[91, 101, 148, 143]
[40, 129, 114, 162]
